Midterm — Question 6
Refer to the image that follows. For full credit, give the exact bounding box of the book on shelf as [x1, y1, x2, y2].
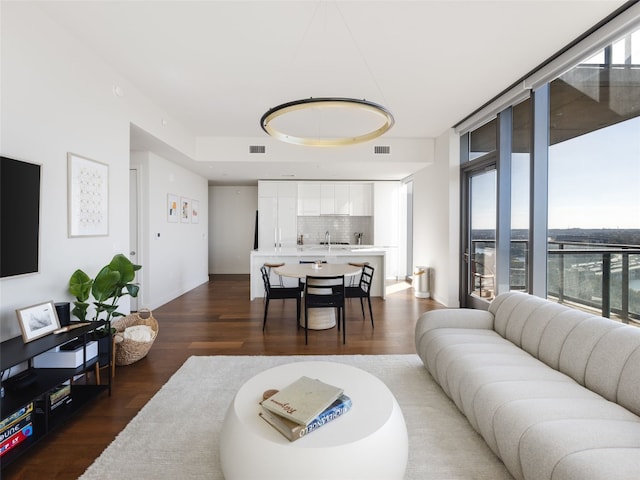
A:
[0, 403, 33, 433]
[48, 383, 72, 411]
[260, 376, 343, 426]
[1, 402, 35, 457]
[260, 394, 352, 441]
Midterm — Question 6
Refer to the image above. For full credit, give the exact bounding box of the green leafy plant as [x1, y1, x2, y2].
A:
[68, 254, 141, 336]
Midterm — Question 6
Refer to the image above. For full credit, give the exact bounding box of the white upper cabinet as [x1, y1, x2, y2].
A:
[334, 183, 350, 215]
[321, 183, 350, 215]
[349, 183, 372, 216]
[320, 184, 335, 215]
[297, 181, 373, 216]
[297, 183, 321, 216]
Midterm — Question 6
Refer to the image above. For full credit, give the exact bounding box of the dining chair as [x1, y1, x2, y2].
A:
[347, 261, 369, 286]
[304, 275, 346, 345]
[263, 261, 285, 287]
[260, 266, 301, 331]
[345, 265, 374, 328]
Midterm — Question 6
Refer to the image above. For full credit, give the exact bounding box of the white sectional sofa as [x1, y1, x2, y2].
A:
[415, 291, 640, 480]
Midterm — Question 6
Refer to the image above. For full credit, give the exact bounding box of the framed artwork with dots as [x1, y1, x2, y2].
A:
[67, 152, 109, 237]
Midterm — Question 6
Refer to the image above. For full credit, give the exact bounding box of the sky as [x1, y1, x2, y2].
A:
[547, 117, 640, 230]
[472, 116, 640, 231]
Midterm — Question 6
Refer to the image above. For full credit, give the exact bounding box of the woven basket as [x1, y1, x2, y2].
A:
[112, 308, 158, 366]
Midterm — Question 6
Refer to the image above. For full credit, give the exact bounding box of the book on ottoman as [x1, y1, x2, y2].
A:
[260, 394, 352, 441]
[260, 376, 343, 426]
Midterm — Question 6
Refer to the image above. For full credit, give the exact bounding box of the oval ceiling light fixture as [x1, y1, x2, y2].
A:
[260, 97, 394, 147]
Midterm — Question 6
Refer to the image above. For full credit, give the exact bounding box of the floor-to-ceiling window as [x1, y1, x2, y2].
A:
[459, 17, 640, 323]
[461, 120, 498, 306]
[547, 29, 640, 320]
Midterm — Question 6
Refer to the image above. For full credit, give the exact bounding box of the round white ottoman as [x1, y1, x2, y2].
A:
[219, 361, 408, 480]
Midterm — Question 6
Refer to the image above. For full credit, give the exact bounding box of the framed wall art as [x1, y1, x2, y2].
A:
[68, 153, 109, 237]
[191, 200, 199, 224]
[167, 194, 179, 223]
[181, 197, 191, 223]
[16, 300, 61, 343]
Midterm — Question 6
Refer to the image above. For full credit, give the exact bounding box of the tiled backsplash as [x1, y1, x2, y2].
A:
[297, 216, 373, 245]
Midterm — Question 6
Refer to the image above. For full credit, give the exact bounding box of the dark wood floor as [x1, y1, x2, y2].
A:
[3, 274, 442, 480]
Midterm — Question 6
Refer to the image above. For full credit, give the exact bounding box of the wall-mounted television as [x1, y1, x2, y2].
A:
[1, 156, 41, 278]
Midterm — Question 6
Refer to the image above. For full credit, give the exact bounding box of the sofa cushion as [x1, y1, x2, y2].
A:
[474, 383, 604, 463]
[585, 326, 640, 412]
[433, 341, 527, 398]
[454, 363, 573, 430]
[618, 347, 640, 416]
[518, 419, 640, 480]
[552, 448, 640, 480]
[536, 309, 589, 370]
[490, 291, 526, 339]
[519, 301, 567, 358]
[492, 398, 638, 480]
[414, 308, 494, 353]
[558, 316, 623, 386]
[417, 328, 511, 395]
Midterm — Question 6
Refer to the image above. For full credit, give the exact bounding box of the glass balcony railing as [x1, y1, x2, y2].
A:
[548, 241, 640, 323]
[470, 239, 640, 324]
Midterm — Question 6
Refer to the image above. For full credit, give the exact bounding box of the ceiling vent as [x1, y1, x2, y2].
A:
[374, 145, 391, 154]
[249, 145, 266, 154]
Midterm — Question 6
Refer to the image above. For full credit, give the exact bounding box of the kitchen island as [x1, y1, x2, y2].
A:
[250, 246, 386, 300]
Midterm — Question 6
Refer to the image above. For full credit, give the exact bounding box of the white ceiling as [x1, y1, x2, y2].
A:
[35, 0, 627, 185]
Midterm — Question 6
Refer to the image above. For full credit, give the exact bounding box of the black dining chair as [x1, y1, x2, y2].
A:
[263, 261, 285, 287]
[260, 265, 302, 331]
[345, 265, 374, 328]
[304, 275, 346, 345]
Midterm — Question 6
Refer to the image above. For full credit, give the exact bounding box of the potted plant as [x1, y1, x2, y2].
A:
[68, 254, 141, 347]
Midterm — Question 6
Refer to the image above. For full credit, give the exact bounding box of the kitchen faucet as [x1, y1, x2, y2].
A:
[325, 230, 331, 246]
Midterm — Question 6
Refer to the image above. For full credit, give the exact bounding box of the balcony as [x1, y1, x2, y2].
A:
[470, 239, 640, 324]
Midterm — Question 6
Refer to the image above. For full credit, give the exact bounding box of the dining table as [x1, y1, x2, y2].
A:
[274, 262, 362, 330]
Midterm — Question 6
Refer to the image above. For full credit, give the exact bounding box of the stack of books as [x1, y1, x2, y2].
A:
[259, 376, 352, 442]
[0, 403, 34, 457]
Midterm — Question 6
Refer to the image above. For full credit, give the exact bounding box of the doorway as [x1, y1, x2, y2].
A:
[461, 158, 497, 308]
[129, 167, 140, 312]
[404, 179, 413, 282]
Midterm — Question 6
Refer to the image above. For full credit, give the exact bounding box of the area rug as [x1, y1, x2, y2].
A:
[79, 355, 512, 479]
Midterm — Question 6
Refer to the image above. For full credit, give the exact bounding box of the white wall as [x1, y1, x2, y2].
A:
[413, 129, 460, 307]
[209, 186, 258, 274]
[131, 152, 209, 309]
[0, 3, 205, 340]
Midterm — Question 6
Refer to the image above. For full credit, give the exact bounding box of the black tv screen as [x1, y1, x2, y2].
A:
[0, 156, 41, 278]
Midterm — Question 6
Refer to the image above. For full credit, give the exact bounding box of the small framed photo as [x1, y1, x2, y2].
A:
[167, 193, 179, 223]
[180, 197, 191, 223]
[191, 200, 200, 224]
[16, 301, 61, 343]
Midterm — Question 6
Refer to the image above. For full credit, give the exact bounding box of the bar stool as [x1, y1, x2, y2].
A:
[263, 262, 285, 287]
[348, 261, 369, 286]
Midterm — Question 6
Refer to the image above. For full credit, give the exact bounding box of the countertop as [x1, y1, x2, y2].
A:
[251, 245, 389, 256]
